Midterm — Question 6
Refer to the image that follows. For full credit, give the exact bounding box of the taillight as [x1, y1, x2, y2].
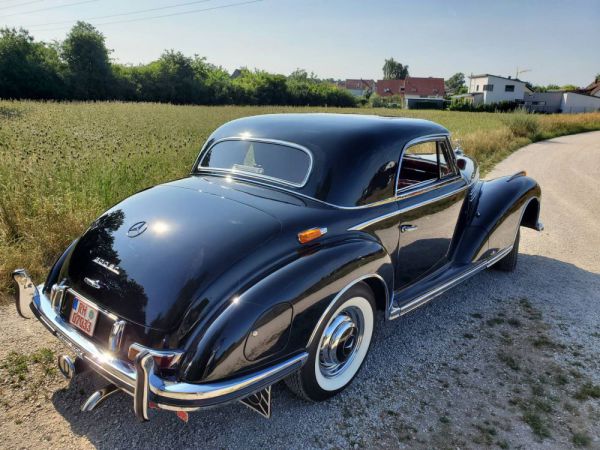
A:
[128, 344, 183, 370]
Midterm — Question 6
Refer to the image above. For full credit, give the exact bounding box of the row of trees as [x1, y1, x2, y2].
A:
[0, 22, 356, 106]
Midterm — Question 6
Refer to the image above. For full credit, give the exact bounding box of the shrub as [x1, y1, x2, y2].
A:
[502, 113, 540, 138]
[369, 94, 403, 108]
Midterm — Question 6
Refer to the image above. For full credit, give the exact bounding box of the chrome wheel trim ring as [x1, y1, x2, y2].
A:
[318, 306, 364, 378]
[314, 296, 374, 391]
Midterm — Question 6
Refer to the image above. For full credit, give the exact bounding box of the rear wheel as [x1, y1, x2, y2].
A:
[285, 282, 375, 401]
[493, 229, 520, 272]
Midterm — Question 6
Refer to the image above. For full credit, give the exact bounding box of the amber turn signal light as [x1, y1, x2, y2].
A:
[298, 227, 328, 244]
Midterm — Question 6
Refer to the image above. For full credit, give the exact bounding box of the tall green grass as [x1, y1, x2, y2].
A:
[1, 101, 599, 296]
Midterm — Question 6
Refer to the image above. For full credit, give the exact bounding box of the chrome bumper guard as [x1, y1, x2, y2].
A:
[12, 269, 308, 421]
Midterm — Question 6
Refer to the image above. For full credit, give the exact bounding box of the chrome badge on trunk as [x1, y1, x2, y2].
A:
[92, 257, 120, 275]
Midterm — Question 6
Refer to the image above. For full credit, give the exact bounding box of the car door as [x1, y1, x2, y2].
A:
[395, 137, 467, 288]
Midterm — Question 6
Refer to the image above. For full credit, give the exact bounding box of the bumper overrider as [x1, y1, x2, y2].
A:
[12, 269, 307, 421]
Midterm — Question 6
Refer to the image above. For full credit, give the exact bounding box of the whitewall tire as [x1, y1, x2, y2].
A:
[285, 282, 375, 401]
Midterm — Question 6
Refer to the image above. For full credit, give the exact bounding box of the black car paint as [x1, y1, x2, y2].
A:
[47, 114, 541, 383]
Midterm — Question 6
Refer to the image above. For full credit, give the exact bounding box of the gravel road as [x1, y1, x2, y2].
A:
[1, 131, 599, 449]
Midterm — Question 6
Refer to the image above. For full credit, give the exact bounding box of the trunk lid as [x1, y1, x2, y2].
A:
[66, 183, 281, 331]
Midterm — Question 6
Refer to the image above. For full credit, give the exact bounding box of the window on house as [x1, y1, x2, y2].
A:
[483, 84, 494, 91]
[476, 85, 479, 91]
[505, 85, 515, 92]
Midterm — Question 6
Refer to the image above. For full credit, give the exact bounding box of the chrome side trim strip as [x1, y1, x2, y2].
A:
[196, 137, 314, 188]
[194, 170, 401, 210]
[307, 274, 389, 347]
[348, 182, 470, 231]
[387, 245, 513, 320]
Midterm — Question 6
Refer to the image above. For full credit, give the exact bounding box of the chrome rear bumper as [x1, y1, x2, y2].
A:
[12, 269, 307, 420]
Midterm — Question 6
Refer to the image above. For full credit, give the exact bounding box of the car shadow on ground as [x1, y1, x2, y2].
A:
[49, 254, 600, 449]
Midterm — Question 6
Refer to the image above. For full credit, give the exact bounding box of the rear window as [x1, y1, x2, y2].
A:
[199, 139, 311, 186]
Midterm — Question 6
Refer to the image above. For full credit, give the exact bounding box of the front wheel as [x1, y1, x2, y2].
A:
[285, 282, 375, 401]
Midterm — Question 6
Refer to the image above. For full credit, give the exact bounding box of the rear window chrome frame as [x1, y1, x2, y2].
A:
[195, 137, 314, 188]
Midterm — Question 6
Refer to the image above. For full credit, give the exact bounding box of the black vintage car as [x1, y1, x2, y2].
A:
[13, 114, 543, 421]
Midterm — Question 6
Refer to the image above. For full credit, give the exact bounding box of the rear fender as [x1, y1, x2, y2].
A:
[453, 174, 541, 264]
[179, 239, 393, 383]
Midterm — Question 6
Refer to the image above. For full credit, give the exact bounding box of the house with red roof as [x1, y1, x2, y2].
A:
[339, 79, 375, 97]
[375, 76, 445, 108]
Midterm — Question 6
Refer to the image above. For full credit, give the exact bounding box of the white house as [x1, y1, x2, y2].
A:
[467, 74, 529, 105]
[523, 90, 600, 113]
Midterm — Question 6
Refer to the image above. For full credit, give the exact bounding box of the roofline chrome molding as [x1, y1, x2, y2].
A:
[195, 137, 314, 188]
[306, 274, 390, 347]
[192, 133, 465, 211]
[387, 245, 514, 320]
[18, 277, 308, 419]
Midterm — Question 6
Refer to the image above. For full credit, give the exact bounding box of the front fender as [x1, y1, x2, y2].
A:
[453, 174, 541, 264]
[179, 238, 393, 383]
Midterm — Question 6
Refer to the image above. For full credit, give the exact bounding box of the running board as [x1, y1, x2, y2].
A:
[388, 246, 513, 320]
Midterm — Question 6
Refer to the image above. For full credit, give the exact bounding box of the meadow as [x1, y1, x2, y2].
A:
[1, 100, 600, 296]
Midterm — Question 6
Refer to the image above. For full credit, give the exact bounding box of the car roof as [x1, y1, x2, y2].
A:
[199, 113, 450, 207]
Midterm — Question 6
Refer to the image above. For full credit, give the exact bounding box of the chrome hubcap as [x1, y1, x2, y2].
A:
[319, 306, 364, 378]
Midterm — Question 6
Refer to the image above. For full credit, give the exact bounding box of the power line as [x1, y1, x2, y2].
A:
[31, 0, 263, 31]
[27, 0, 213, 28]
[0, 0, 43, 11]
[1, 0, 98, 18]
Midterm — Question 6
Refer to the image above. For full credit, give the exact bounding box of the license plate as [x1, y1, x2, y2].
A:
[69, 296, 99, 336]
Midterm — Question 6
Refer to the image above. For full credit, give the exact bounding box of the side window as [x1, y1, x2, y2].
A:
[397, 140, 456, 191]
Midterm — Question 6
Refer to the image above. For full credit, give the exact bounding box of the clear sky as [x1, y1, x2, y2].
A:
[2, 0, 598, 86]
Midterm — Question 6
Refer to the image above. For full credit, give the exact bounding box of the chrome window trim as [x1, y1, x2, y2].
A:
[196, 137, 314, 188]
[395, 133, 455, 196]
[192, 133, 465, 211]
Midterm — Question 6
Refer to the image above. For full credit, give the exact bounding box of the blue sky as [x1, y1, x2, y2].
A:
[2, 0, 598, 86]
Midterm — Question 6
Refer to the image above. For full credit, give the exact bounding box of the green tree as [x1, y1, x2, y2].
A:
[382, 58, 409, 80]
[560, 84, 578, 91]
[445, 72, 466, 95]
[61, 22, 113, 99]
[0, 28, 64, 99]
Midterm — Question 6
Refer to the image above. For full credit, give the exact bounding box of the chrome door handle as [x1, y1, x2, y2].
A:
[400, 224, 418, 233]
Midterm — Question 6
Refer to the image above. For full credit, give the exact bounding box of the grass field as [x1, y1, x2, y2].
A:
[1, 100, 600, 296]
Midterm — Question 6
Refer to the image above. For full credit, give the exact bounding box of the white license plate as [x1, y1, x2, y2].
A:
[69, 296, 99, 336]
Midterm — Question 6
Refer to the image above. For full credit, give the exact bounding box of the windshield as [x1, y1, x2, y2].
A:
[198, 139, 312, 186]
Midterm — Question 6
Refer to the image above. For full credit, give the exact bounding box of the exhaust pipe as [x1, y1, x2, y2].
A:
[81, 384, 120, 412]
